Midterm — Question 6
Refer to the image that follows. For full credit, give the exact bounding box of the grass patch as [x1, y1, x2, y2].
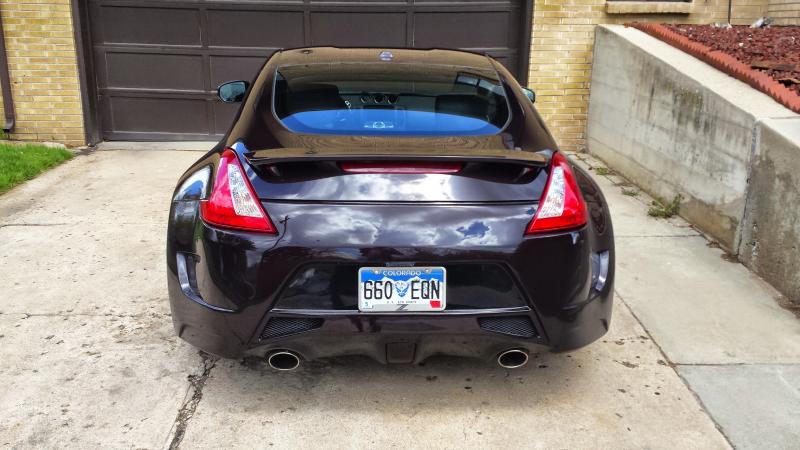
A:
[0, 143, 73, 194]
[621, 188, 639, 197]
[648, 194, 682, 218]
[594, 167, 610, 176]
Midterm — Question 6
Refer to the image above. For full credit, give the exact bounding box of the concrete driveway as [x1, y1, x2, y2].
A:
[1, 147, 798, 449]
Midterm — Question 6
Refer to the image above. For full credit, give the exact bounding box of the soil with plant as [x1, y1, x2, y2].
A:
[648, 194, 682, 218]
[665, 24, 800, 96]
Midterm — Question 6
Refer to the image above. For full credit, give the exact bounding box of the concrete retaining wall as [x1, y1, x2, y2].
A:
[587, 25, 800, 304]
[739, 119, 800, 302]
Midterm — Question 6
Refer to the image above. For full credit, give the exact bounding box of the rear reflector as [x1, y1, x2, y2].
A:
[200, 149, 277, 233]
[340, 161, 462, 174]
[525, 152, 587, 234]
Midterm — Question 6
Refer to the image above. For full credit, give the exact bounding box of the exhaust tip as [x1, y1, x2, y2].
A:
[267, 350, 301, 371]
[497, 349, 529, 369]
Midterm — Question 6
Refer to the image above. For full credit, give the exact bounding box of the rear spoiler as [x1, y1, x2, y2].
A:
[245, 147, 549, 167]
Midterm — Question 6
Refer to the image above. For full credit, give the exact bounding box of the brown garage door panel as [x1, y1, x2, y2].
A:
[414, 12, 519, 48]
[87, 0, 531, 141]
[89, 5, 202, 46]
[105, 53, 206, 91]
[309, 13, 408, 47]
[207, 10, 305, 48]
[102, 97, 210, 137]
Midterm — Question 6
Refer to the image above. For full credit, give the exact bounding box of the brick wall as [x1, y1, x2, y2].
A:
[769, 0, 800, 24]
[0, 1, 84, 146]
[528, 0, 770, 151]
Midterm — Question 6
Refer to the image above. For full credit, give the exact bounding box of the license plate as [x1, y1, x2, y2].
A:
[358, 267, 446, 312]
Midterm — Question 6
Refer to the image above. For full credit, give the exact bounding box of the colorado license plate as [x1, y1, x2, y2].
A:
[358, 267, 446, 312]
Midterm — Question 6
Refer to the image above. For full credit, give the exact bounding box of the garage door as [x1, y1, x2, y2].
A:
[85, 0, 532, 141]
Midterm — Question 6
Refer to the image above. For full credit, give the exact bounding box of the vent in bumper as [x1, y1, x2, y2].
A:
[478, 316, 537, 338]
[260, 317, 323, 341]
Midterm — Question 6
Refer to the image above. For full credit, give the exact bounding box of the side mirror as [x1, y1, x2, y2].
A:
[217, 80, 249, 103]
[522, 87, 536, 103]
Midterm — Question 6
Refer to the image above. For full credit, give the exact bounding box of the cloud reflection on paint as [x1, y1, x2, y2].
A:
[269, 203, 534, 248]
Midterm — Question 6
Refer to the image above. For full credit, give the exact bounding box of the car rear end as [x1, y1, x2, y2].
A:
[166, 49, 614, 366]
[167, 145, 614, 364]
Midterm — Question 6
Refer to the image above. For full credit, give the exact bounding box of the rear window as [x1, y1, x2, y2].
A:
[273, 63, 511, 136]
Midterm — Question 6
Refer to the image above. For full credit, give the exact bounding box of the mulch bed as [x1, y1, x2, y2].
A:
[628, 23, 800, 114]
[667, 24, 800, 96]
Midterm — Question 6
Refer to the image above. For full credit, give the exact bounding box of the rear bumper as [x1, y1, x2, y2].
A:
[170, 266, 612, 362]
[167, 200, 614, 361]
[251, 290, 612, 363]
[251, 313, 547, 364]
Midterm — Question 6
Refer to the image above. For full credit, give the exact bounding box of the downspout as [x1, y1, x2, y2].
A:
[0, 8, 15, 132]
[727, 0, 733, 24]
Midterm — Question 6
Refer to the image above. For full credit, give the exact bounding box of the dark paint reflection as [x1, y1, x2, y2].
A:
[265, 203, 535, 249]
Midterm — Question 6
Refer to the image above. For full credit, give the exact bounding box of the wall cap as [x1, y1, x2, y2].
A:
[606, 1, 692, 14]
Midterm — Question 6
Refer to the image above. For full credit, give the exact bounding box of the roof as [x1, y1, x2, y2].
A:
[275, 47, 496, 70]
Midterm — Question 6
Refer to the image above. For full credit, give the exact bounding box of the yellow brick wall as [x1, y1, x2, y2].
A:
[0, 1, 84, 146]
[529, 0, 770, 151]
[769, 0, 800, 24]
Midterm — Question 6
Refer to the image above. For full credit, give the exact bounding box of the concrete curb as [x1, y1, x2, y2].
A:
[627, 22, 800, 115]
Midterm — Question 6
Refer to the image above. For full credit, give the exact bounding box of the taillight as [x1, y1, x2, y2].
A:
[340, 161, 462, 174]
[525, 152, 587, 234]
[200, 149, 277, 233]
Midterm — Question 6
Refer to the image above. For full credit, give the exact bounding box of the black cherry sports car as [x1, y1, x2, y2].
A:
[167, 48, 614, 370]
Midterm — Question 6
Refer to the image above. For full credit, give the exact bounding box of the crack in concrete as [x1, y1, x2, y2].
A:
[4, 312, 170, 319]
[616, 234, 698, 238]
[675, 362, 800, 367]
[0, 222, 163, 228]
[0, 223, 70, 228]
[168, 352, 218, 450]
[97, 148, 209, 152]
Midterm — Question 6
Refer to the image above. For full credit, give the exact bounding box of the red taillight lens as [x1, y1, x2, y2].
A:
[525, 152, 587, 234]
[200, 149, 277, 233]
[340, 161, 462, 174]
